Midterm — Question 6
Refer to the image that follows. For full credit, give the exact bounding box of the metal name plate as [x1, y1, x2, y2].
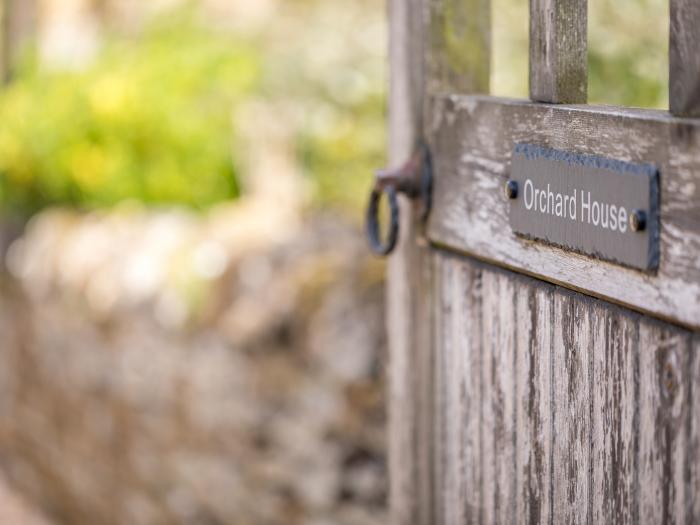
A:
[508, 144, 659, 271]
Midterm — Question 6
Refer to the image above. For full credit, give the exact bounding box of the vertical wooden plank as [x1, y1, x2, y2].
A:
[690, 335, 700, 524]
[479, 270, 497, 525]
[514, 279, 553, 524]
[551, 291, 591, 523]
[434, 255, 486, 525]
[426, 0, 491, 96]
[387, 1, 432, 525]
[638, 322, 689, 524]
[456, 262, 483, 524]
[427, 252, 700, 524]
[529, 0, 587, 103]
[670, 0, 700, 117]
[479, 269, 517, 523]
[418, 0, 491, 522]
[432, 254, 451, 525]
[590, 306, 639, 524]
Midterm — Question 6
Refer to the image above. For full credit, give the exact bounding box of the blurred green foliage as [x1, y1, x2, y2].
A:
[588, 0, 668, 109]
[0, 8, 262, 214]
[0, 0, 671, 216]
[0, 0, 386, 217]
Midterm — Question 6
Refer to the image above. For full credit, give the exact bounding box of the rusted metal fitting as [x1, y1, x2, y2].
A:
[504, 180, 518, 199]
[366, 145, 432, 256]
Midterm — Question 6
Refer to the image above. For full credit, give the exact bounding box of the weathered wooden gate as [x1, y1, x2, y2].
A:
[380, 0, 700, 523]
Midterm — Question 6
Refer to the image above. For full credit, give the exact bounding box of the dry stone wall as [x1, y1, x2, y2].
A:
[0, 208, 387, 525]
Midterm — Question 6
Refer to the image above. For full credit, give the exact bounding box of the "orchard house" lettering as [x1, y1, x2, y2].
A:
[522, 179, 629, 233]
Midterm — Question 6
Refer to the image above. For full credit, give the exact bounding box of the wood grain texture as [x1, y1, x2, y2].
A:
[427, 95, 700, 329]
[637, 323, 690, 524]
[690, 336, 700, 523]
[387, 0, 433, 524]
[480, 270, 516, 523]
[514, 281, 553, 524]
[590, 306, 638, 524]
[433, 254, 482, 525]
[388, 0, 491, 523]
[551, 290, 591, 523]
[529, 0, 587, 103]
[670, 0, 700, 117]
[432, 250, 700, 524]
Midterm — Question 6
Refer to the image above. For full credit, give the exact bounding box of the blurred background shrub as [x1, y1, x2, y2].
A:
[0, 0, 386, 217]
[0, 8, 256, 213]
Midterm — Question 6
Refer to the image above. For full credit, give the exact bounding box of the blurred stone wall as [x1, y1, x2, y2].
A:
[0, 208, 387, 525]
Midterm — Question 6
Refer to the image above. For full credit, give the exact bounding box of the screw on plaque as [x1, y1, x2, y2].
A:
[365, 145, 432, 256]
[504, 180, 518, 199]
[630, 209, 647, 232]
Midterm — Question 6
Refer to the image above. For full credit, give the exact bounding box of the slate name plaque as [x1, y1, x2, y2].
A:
[508, 144, 659, 271]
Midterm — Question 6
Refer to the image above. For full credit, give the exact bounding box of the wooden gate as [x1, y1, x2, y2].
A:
[383, 0, 700, 523]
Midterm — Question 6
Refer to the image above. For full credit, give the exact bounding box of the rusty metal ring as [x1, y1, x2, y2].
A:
[366, 185, 399, 256]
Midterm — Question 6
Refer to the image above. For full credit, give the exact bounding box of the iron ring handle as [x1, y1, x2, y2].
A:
[366, 184, 399, 256]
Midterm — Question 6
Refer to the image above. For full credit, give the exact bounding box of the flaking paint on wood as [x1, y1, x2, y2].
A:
[551, 290, 591, 523]
[590, 306, 638, 523]
[480, 270, 517, 523]
[690, 339, 700, 523]
[514, 282, 553, 524]
[427, 95, 700, 329]
[637, 324, 689, 523]
[390, 3, 700, 525]
[431, 251, 699, 524]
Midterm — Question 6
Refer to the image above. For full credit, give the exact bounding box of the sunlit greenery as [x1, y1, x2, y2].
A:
[0, 1, 386, 216]
[0, 0, 670, 216]
[0, 8, 262, 214]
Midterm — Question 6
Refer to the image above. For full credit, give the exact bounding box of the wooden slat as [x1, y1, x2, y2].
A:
[670, 0, 700, 117]
[457, 262, 484, 524]
[387, 0, 433, 524]
[432, 253, 452, 525]
[638, 323, 690, 523]
[432, 251, 700, 523]
[514, 280, 553, 524]
[590, 304, 639, 523]
[480, 270, 516, 523]
[433, 253, 485, 525]
[690, 335, 700, 524]
[427, 95, 700, 330]
[426, 0, 491, 96]
[529, 0, 587, 103]
[389, 0, 492, 523]
[551, 290, 591, 523]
